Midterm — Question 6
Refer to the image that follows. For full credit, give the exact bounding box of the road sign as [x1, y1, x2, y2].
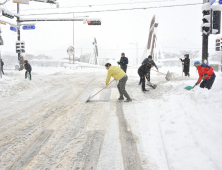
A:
[67, 46, 75, 56]
[22, 25, 35, 30]
[10, 26, 17, 32]
[211, 0, 216, 5]
[219, 0, 222, 5]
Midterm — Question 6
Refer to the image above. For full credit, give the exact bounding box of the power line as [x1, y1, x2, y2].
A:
[21, 3, 202, 16]
[10, 0, 176, 12]
[161, 46, 202, 49]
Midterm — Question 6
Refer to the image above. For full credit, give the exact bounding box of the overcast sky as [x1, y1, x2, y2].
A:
[0, 0, 221, 64]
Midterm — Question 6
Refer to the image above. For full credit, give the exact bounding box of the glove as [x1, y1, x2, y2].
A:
[195, 82, 199, 86]
[117, 61, 120, 65]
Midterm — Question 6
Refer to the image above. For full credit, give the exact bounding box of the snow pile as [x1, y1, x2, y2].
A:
[123, 69, 222, 170]
[0, 75, 29, 97]
[0, 66, 106, 97]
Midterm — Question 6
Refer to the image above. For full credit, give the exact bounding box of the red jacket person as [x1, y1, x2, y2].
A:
[194, 61, 216, 90]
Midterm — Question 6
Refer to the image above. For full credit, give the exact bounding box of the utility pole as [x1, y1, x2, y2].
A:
[73, 13, 75, 64]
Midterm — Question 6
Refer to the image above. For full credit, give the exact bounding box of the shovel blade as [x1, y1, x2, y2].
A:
[148, 83, 157, 89]
[151, 84, 157, 89]
[184, 86, 193, 90]
[86, 96, 91, 103]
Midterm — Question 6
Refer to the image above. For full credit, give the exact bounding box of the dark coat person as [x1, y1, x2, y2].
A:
[138, 63, 152, 92]
[24, 60, 32, 80]
[140, 55, 157, 84]
[1, 59, 4, 75]
[180, 54, 190, 77]
[118, 53, 128, 73]
[142, 55, 158, 70]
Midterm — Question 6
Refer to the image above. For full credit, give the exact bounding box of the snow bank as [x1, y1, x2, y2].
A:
[0, 66, 106, 97]
[123, 67, 222, 170]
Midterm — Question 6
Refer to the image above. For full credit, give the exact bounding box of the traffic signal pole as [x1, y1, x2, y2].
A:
[73, 13, 75, 64]
[202, 0, 210, 64]
[0, 25, 2, 79]
[202, 34, 209, 64]
[17, 3, 22, 70]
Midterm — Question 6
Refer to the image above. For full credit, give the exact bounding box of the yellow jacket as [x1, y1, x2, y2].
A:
[106, 66, 126, 85]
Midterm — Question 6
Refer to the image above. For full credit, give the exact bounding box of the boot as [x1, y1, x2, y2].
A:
[142, 89, 149, 92]
[118, 97, 124, 101]
[125, 98, 132, 102]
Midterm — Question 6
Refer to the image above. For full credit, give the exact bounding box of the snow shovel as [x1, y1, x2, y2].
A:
[185, 76, 206, 90]
[145, 75, 157, 89]
[185, 85, 196, 91]
[151, 69, 171, 81]
[86, 79, 115, 102]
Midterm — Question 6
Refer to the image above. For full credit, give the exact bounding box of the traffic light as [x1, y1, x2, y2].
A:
[16, 41, 25, 53]
[87, 20, 101, 26]
[2, 10, 14, 19]
[212, 4, 221, 34]
[201, 3, 211, 35]
[21, 41, 25, 53]
[16, 41, 21, 53]
[215, 39, 220, 51]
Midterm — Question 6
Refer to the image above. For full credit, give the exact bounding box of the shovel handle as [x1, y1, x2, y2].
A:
[145, 75, 152, 85]
[151, 69, 166, 75]
[90, 79, 115, 99]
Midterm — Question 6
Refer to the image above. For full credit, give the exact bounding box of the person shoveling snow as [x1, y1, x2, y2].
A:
[138, 63, 157, 92]
[185, 61, 216, 90]
[140, 55, 159, 84]
[105, 63, 132, 102]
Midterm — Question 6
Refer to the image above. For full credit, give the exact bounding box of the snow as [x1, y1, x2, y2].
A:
[123, 67, 222, 170]
[0, 65, 222, 169]
[0, 66, 102, 97]
[211, 3, 222, 11]
[202, 3, 211, 11]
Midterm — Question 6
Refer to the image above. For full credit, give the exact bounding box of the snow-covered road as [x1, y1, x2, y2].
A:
[0, 67, 221, 170]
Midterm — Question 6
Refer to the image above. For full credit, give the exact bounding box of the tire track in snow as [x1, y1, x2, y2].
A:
[4, 88, 74, 170]
[116, 102, 142, 170]
[19, 77, 108, 170]
[4, 77, 96, 170]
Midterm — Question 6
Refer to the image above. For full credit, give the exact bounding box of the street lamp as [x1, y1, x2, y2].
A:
[130, 42, 138, 65]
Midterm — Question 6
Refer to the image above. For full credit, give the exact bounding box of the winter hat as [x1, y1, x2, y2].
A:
[194, 61, 201, 66]
[184, 54, 189, 58]
[148, 55, 152, 59]
[105, 63, 111, 67]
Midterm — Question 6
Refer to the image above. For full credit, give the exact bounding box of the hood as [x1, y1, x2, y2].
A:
[185, 54, 189, 58]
